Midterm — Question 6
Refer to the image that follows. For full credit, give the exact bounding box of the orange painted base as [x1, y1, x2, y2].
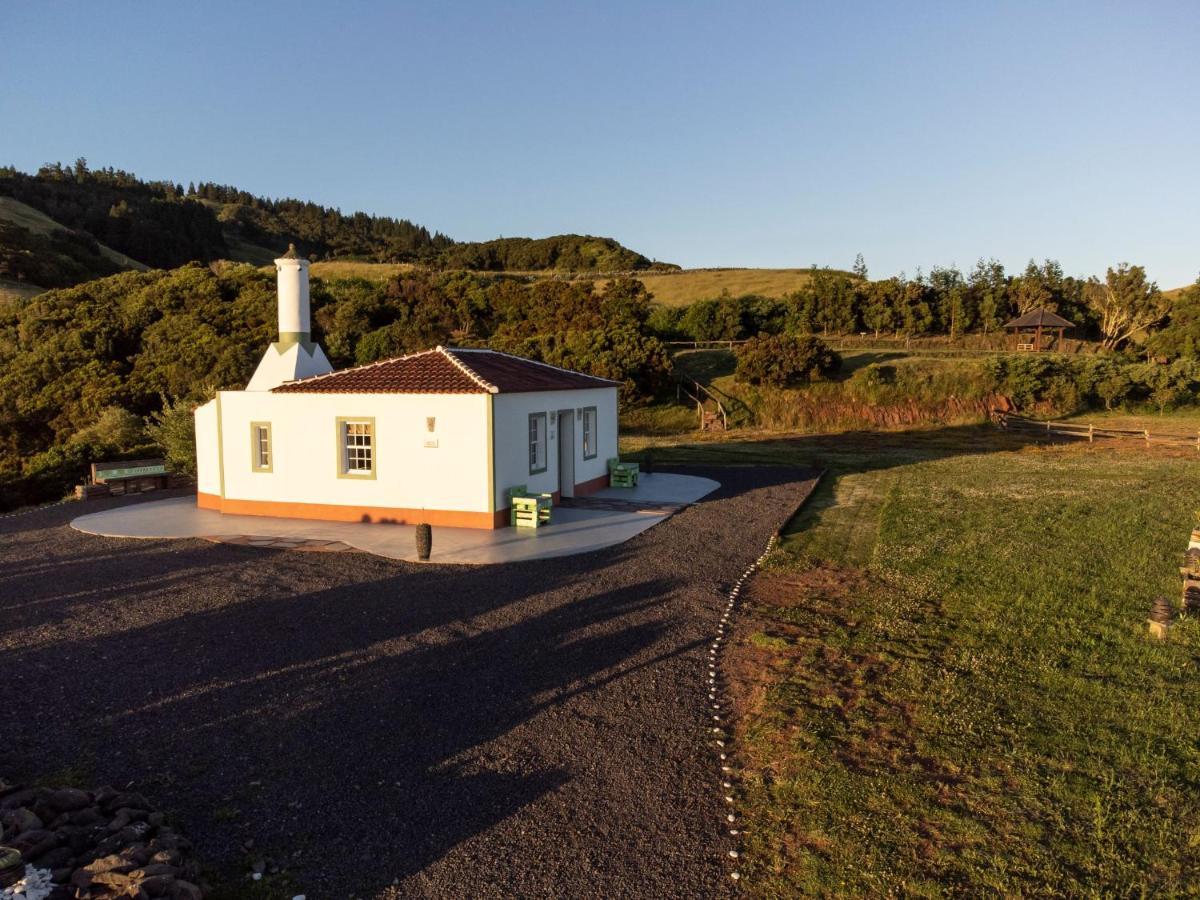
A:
[199, 472, 614, 531]
[573, 473, 609, 497]
[198, 492, 502, 530]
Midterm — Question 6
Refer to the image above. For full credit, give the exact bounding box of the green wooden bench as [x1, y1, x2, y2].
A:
[607, 457, 640, 488]
[508, 484, 553, 528]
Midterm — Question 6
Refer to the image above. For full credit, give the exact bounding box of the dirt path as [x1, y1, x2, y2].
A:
[0, 468, 817, 898]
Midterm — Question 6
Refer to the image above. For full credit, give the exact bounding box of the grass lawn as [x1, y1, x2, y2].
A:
[305, 260, 417, 281]
[1058, 408, 1200, 437]
[635, 428, 1200, 894]
[605, 268, 842, 307]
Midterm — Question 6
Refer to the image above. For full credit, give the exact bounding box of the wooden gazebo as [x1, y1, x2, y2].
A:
[1003, 307, 1073, 351]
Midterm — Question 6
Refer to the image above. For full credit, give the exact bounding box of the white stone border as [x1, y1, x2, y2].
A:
[0, 497, 74, 521]
[709, 530, 779, 885]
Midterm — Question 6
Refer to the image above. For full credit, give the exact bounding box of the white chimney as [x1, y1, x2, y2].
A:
[274, 243, 311, 341]
[245, 244, 333, 391]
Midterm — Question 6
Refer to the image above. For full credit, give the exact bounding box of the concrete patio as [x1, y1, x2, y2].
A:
[70, 472, 720, 564]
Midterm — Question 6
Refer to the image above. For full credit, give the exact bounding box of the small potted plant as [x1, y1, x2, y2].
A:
[415, 522, 432, 561]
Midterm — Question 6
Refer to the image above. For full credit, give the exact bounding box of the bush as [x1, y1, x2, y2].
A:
[984, 353, 1200, 415]
[735, 333, 841, 387]
[145, 395, 200, 475]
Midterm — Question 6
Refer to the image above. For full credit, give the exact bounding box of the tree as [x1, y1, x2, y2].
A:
[969, 258, 1009, 333]
[897, 274, 934, 336]
[735, 333, 840, 387]
[145, 395, 200, 475]
[1085, 263, 1166, 351]
[1011, 259, 1063, 314]
[1146, 275, 1200, 359]
[859, 278, 899, 338]
[928, 265, 971, 338]
[852, 253, 868, 280]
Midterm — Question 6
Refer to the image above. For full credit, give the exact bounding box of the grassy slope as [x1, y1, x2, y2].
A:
[0, 196, 149, 302]
[618, 268, 831, 307]
[662, 348, 999, 435]
[0, 278, 45, 303]
[0, 196, 147, 271]
[305, 260, 417, 281]
[631, 428, 1200, 894]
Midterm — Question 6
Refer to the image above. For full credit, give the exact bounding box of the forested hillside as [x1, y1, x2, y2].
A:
[0, 161, 667, 290]
[0, 264, 671, 509]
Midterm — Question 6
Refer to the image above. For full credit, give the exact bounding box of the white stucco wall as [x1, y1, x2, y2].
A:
[213, 390, 492, 513]
[194, 399, 221, 496]
[491, 387, 618, 507]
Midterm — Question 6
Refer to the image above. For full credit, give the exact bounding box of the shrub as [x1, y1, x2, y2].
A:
[145, 395, 199, 475]
[847, 363, 896, 403]
[735, 333, 841, 387]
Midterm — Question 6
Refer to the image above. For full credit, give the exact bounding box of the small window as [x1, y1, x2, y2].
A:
[528, 412, 547, 474]
[251, 422, 272, 472]
[581, 407, 598, 460]
[337, 418, 376, 478]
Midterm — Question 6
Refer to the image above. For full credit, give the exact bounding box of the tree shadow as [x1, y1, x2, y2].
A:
[2, 472, 800, 897]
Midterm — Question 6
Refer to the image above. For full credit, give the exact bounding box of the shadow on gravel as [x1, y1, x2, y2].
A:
[0, 525, 678, 894]
[0, 467, 816, 897]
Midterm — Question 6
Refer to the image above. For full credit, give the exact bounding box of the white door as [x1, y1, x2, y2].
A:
[557, 409, 575, 498]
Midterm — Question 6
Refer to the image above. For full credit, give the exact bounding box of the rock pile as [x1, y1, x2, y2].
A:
[0, 780, 202, 899]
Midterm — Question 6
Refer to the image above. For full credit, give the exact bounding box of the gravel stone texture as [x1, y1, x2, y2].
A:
[0, 468, 818, 899]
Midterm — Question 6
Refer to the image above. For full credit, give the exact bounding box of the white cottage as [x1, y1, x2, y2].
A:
[194, 249, 620, 529]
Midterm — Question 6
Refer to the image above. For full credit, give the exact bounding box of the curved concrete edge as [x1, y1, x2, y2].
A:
[70, 473, 720, 565]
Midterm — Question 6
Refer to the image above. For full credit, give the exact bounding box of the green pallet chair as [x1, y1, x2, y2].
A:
[508, 484, 553, 528]
[607, 457, 640, 488]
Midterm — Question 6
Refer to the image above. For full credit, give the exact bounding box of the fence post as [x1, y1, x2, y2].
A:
[1089, 424, 1094, 443]
[1145, 429, 1150, 445]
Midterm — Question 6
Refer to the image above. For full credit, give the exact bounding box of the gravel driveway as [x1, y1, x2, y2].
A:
[0, 467, 817, 899]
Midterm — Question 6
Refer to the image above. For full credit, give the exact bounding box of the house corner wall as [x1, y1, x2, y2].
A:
[194, 398, 222, 498]
[491, 387, 619, 510]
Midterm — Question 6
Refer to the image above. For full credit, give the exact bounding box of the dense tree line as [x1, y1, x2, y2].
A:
[0, 161, 228, 268]
[0, 264, 671, 509]
[190, 180, 452, 262]
[1, 162, 667, 280]
[984, 354, 1200, 415]
[651, 259, 1176, 352]
[434, 235, 670, 272]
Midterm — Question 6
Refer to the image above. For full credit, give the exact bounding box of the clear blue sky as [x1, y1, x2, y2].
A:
[3, 1, 1197, 286]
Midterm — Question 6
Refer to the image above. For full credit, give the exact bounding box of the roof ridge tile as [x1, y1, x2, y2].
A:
[439, 346, 498, 393]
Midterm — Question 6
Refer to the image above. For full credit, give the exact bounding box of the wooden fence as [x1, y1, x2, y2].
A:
[993, 412, 1200, 449]
[666, 340, 749, 350]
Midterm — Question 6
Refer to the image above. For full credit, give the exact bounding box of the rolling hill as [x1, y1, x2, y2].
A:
[0, 162, 669, 299]
[0, 196, 149, 302]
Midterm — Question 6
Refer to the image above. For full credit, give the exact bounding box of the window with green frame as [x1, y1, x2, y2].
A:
[581, 406, 598, 459]
[336, 417, 376, 479]
[528, 412, 547, 474]
[250, 422, 272, 472]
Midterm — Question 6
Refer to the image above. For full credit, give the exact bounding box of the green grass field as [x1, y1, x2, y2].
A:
[634, 427, 1200, 894]
[305, 260, 417, 281]
[610, 268, 840, 307]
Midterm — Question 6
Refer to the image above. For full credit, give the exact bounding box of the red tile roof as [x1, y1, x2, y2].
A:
[271, 347, 618, 395]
